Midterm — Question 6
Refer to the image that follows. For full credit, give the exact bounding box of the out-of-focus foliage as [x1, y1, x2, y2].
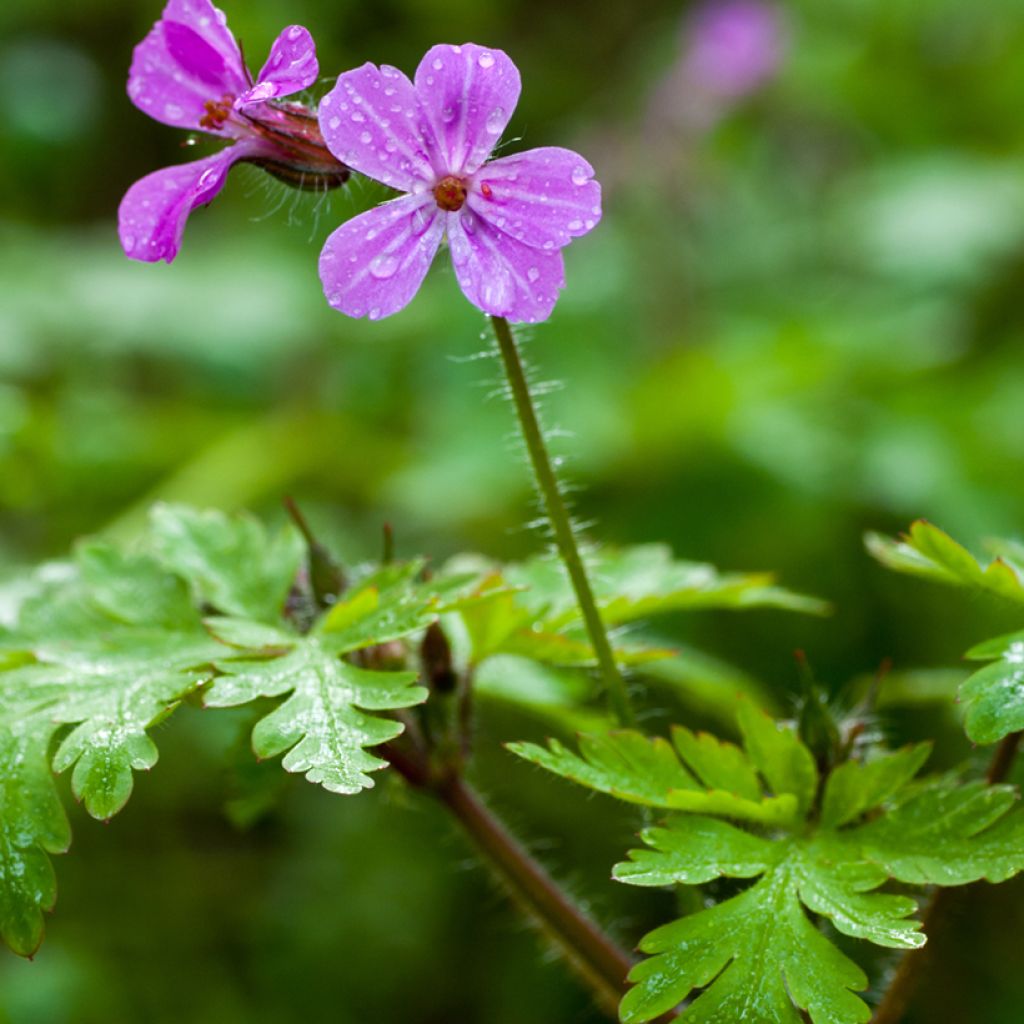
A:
[4, 0, 1024, 1020]
[871, 521, 1024, 745]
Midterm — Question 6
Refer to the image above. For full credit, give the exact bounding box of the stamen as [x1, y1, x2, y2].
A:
[199, 94, 236, 130]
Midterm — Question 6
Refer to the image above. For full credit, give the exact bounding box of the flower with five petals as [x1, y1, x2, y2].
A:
[318, 43, 602, 323]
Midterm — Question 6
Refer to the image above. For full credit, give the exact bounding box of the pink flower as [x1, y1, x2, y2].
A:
[685, 0, 784, 99]
[119, 0, 346, 264]
[317, 43, 602, 323]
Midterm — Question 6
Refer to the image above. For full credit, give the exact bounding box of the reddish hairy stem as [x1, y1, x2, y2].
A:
[871, 731, 1022, 1024]
[381, 742, 678, 1020]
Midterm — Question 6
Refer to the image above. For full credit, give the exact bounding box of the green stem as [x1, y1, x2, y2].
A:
[489, 315, 634, 726]
[870, 731, 1022, 1024]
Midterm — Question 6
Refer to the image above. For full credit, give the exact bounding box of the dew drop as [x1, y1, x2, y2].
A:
[328, 116, 341, 130]
[568, 219, 583, 231]
[485, 107, 505, 134]
[164, 102, 183, 120]
[123, 235, 135, 251]
[369, 307, 382, 320]
[432, 57, 444, 71]
[441, 105, 456, 123]
[527, 267, 540, 283]
[478, 52, 495, 69]
[571, 166, 590, 186]
[351, 110, 366, 122]
[359, 130, 373, 144]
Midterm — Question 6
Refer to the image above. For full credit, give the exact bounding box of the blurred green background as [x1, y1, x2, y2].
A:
[3, 0, 1024, 1020]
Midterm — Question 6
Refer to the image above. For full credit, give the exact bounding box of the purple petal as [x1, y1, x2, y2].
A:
[163, 0, 243, 73]
[319, 63, 437, 193]
[319, 195, 445, 319]
[468, 146, 602, 251]
[238, 24, 318, 107]
[118, 141, 257, 263]
[446, 208, 565, 323]
[414, 44, 521, 177]
[127, 0, 247, 130]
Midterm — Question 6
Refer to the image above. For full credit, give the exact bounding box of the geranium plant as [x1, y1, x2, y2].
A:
[4, 3, 1022, 1023]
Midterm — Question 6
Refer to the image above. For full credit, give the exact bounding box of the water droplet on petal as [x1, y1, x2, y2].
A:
[432, 57, 444, 71]
[478, 52, 495, 69]
[351, 110, 366, 122]
[527, 267, 540, 283]
[164, 102, 183, 120]
[328, 116, 341, 130]
[571, 166, 590, 186]
[359, 130, 373, 144]
[568, 219, 583, 231]
[369, 307, 382, 320]
[123, 235, 135, 251]
[441, 106, 456, 123]
[485, 108, 504, 134]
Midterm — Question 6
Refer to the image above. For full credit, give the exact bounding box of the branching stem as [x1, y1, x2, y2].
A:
[871, 730, 1022, 1024]
[489, 315, 634, 726]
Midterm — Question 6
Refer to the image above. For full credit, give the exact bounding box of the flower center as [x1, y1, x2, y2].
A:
[433, 175, 467, 212]
[199, 95, 236, 130]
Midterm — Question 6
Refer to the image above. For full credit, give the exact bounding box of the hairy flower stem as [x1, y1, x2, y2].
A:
[871, 730, 1022, 1024]
[381, 742, 671, 1019]
[489, 315, 634, 726]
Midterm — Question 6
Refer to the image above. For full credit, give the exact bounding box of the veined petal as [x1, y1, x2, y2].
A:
[238, 24, 318, 107]
[319, 195, 444, 320]
[414, 44, 521, 176]
[118, 141, 258, 263]
[468, 147, 602, 251]
[447, 209, 565, 323]
[127, 0, 248, 130]
[319, 63, 436, 192]
[163, 0, 243, 75]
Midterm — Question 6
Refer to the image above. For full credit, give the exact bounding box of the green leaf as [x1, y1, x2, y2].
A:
[852, 779, 1024, 885]
[315, 562, 450, 653]
[620, 855, 873, 1024]
[0, 513, 300, 956]
[452, 573, 668, 669]
[513, 696, 1024, 1023]
[820, 744, 932, 828]
[959, 630, 1024, 743]
[0, 541, 222, 823]
[149, 504, 304, 622]
[207, 638, 425, 794]
[0, 724, 70, 957]
[613, 815, 780, 886]
[508, 719, 800, 826]
[866, 520, 1024, 604]
[205, 558, 442, 794]
[506, 544, 829, 627]
[736, 700, 818, 817]
[77, 543, 195, 629]
[614, 813, 940, 1023]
